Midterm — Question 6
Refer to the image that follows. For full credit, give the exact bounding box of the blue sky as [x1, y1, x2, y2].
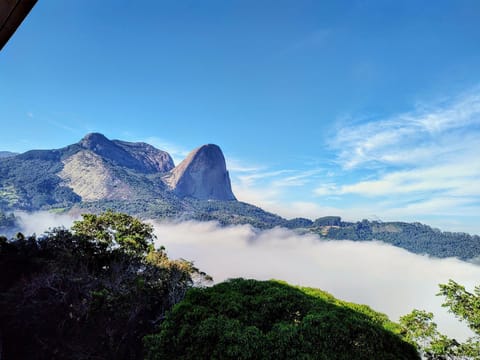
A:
[1, 1, 480, 233]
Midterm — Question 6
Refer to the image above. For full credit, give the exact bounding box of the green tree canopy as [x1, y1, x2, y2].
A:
[0, 211, 207, 360]
[400, 280, 480, 359]
[71, 209, 155, 254]
[144, 278, 419, 360]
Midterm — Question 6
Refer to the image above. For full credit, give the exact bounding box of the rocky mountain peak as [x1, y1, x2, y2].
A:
[77, 133, 173, 173]
[79, 132, 111, 149]
[164, 144, 236, 201]
[113, 140, 174, 173]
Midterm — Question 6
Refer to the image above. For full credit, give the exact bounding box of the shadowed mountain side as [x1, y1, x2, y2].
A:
[0, 151, 17, 158]
[80, 133, 174, 173]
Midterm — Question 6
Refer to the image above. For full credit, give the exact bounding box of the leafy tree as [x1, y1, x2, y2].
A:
[400, 280, 480, 359]
[144, 278, 419, 360]
[0, 211, 208, 360]
[71, 209, 155, 254]
[438, 280, 480, 335]
[399, 310, 461, 359]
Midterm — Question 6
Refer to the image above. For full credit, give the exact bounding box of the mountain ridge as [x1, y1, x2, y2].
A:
[1, 133, 479, 260]
[0, 133, 236, 209]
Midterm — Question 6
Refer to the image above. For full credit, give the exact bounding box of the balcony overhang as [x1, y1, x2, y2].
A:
[0, 0, 37, 51]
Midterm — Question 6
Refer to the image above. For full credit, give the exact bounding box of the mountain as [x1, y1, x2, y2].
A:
[0, 133, 236, 210]
[0, 133, 281, 228]
[164, 144, 235, 201]
[0, 133, 479, 260]
[0, 151, 17, 158]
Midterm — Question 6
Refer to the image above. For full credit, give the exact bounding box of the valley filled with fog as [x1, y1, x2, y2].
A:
[16, 211, 479, 341]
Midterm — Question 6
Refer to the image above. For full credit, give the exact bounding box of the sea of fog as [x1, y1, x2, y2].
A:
[15, 211, 480, 341]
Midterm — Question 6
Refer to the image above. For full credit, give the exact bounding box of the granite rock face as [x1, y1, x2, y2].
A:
[0, 134, 237, 210]
[79, 133, 174, 173]
[165, 144, 236, 201]
[112, 140, 174, 173]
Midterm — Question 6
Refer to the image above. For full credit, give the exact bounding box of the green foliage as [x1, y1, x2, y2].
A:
[284, 217, 314, 229]
[0, 211, 206, 360]
[313, 216, 342, 227]
[401, 280, 480, 359]
[0, 154, 81, 211]
[399, 310, 461, 359]
[71, 210, 155, 255]
[0, 211, 17, 234]
[144, 278, 419, 360]
[438, 280, 480, 335]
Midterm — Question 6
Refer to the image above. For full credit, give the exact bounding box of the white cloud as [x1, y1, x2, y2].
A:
[332, 160, 480, 197]
[225, 157, 263, 173]
[231, 177, 283, 211]
[12, 212, 480, 341]
[271, 169, 324, 187]
[331, 90, 480, 169]
[15, 211, 79, 235]
[222, 88, 480, 236]
[152, 220, 480, 341]
[235, 170, 294, 188]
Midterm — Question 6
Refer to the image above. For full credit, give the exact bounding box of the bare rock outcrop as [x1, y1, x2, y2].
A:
[79, 133, 174, 173]
[164, 144, 236, 201]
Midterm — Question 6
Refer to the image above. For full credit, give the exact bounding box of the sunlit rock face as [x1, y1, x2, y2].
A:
[164, 144, 236, 201]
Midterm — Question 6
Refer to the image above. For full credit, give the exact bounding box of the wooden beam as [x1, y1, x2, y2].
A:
[0, 0, 37, 51]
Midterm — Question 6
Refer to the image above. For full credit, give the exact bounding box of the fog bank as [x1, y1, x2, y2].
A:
[13, 212, 479, 340]
[15, 211, 78, 235]
[152, 220, 480, 341]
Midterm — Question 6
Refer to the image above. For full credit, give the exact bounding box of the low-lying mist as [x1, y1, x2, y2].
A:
[152, 220, 480, 341]
[13, 212, 479, 340]
[15, 211, 77, 235]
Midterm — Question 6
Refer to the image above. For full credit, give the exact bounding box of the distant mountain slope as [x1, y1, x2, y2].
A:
[0, 151, 18, 158]
[309, 218, 480, 261]
[0, 133, 479, 261]
[0, 133, 236, 211]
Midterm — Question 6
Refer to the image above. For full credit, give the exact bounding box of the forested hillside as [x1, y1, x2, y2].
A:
[0, 212, 419, 359]
[144, 278, 419, 360]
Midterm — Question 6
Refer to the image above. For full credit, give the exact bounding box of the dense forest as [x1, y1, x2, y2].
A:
[316, 218, 480, 260]
[144, 278, 419, 360]
[0, 211, 423, 359]
[0, 211, 208, 359]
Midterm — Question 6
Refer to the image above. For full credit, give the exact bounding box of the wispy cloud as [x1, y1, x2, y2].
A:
[227, 87, 480, 233]
[235, 170, 294, 187]
[322, 159, 480, 198]
[225, 158, 263, 173]
[305, 88, 480, 229]
[331, 89, 480, 169]
[271, 169, 324, 187]
[230, 165, 327, 215]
